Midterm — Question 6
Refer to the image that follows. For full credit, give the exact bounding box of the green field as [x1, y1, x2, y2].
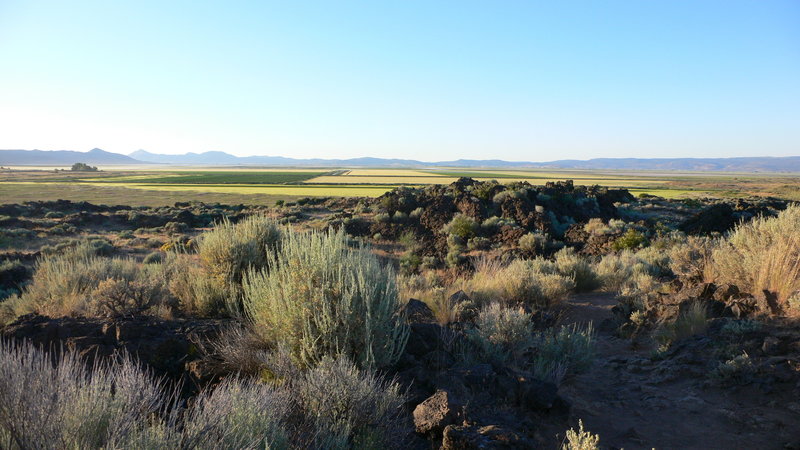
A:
[1, 166, 798, 206]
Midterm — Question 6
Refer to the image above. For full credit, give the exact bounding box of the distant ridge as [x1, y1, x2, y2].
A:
[0, 148, 143, 165]
[127, 150, 800, 172]
[2, 149, 800, 172]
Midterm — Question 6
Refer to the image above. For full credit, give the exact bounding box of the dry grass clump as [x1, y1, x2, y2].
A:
[583, 218, 625, 236]
[5, 244, 172, 323]
[197, 325, 273, 377]
[672, 301, 709, 339]
[655, 301, 708, 344]
[712, 205, 800, 305]
[595, 248, 669, 292]
[198, 214, 282, 285]
[466, 258, 575, 308]
[554, 247, 599, 292]
[163, 253, 232, 317]
[166, 215, 283, 317]
[668, 235, 715, 283]
[562, 419, 600, 450]
[243, 228, 409, 369]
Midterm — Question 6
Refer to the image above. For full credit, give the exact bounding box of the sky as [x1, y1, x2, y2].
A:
[0, 1, 798, 161]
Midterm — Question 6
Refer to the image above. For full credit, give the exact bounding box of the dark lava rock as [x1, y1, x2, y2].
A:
[680, 204, 738, 234]
[442, 424, 535, 449]
[413, 389, 462, 437]
[0, 260, 30, 293]
[402, 298, 437, 324]
[2, 314, 228, 394]
[406, 323, 447, 359]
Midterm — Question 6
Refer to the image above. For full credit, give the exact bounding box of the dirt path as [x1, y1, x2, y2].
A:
[556, 292, 798, 449]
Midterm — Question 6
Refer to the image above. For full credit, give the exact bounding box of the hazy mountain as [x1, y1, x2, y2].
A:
[534, 157, 800, 172]
[0, 148, 143, 165]
[128, 151, 800, 172]
[3, 149, 800, 172]
[129, 150, 244, 164]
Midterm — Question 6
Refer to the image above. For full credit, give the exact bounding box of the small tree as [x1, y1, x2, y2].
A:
[71, 162, 98, 172]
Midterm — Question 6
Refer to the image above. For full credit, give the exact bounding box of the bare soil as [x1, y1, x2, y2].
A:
[556, 292, 800, 449]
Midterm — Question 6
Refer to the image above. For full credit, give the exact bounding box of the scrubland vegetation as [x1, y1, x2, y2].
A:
[1, 177, 799, 448]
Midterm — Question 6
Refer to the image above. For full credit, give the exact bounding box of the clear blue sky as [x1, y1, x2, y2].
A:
[0, 1, 798, 161]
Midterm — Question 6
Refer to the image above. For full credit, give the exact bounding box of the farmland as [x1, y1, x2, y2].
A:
[1, 166, 800, 206]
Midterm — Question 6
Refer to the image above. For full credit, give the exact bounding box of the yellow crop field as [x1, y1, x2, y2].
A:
[306, 175, 461, 185]
[340, 169, 441, 177]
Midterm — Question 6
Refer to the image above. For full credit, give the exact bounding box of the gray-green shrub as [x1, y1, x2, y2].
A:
[0, 342, 406, 449]
[468, 303, 534, 368]
[531, 323, 595, 384]
[295, 356, 407, 448]
[243, 228, 409, 369]
[0, 340, 168, 449]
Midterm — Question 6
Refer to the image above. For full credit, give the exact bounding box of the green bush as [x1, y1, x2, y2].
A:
[595, 248, 670, 292]
[467, 236, 491, 251]
[118, 230, 135, 239]
[611, 229, 647, 251]
[88, 238, 115, 256]
[142, 251, 163, 264]
[466, 303, 594, 384]
[243, 228, 408, 369]
[179, 377, 291, 449]
[295, 356, 406, 448]
[709, 352, 755, 385]
[442, 214, 479, 240]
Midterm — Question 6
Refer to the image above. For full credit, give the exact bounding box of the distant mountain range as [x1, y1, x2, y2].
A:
[0, 148, 142, 165]
[2, 148, 800, 172]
